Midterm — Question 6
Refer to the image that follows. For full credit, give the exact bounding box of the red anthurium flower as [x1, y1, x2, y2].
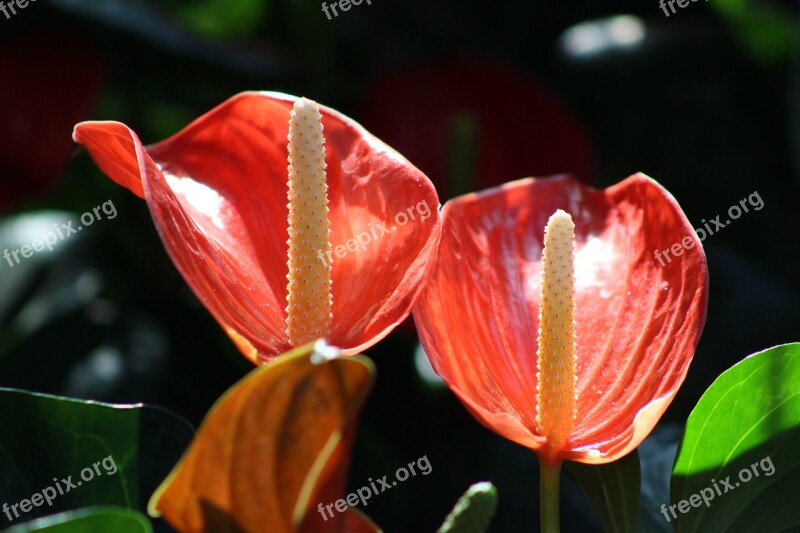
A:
[413, 173, 708, 464]
[73, 93, 441, 363]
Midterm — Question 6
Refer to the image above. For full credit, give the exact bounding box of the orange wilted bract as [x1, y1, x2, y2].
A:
[149, 342, 379, 533]
[413, 174, 709, 464]
[73, 92, 441, 364]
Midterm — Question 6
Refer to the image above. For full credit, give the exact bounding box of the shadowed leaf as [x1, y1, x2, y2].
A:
[437, 482, 497, 533]
[567, 451, 640, 533]
[0, 389, 193, 523]
[671, 343, 800, 532]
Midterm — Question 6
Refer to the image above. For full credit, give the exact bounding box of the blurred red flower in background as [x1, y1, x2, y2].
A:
[0, 28, 104, 212]
[359, 58, 594, 199]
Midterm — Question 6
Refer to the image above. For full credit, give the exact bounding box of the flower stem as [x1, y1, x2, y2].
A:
[539, 459, 562, 533]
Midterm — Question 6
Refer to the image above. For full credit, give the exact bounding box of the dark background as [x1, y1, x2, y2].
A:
[1, 0, 798, 530]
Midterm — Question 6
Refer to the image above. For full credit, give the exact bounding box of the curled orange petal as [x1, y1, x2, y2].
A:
[149, 343, 376, 532]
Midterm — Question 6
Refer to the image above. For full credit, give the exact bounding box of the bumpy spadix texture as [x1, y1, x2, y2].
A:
[413, 174, 708, 464]
[535, 210, 577, 452]
[286, 99, 333, 347]
[72, 92, 441, 364]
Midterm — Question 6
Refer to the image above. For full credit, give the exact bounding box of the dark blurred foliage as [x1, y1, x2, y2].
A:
[1, 0, 799, 531]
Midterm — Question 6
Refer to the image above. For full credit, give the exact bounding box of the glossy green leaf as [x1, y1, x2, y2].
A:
[437, 482, 497, 533]
[671, 343, 800, 532]
[566, 450, 640, 533]
[0, 389, 194, 526]
[2, 506, 151, 532]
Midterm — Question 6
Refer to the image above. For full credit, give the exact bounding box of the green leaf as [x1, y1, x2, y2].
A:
[566, 450, 640, 533]
[0, 389, 194, 525]
[437, 482, 497, 533]
[710, 0, 800, 65]
[671, 343, 800, 532]
[444, 113, 479, 199]
[2, 506, 151, 532]
[165, 0, 268, 38]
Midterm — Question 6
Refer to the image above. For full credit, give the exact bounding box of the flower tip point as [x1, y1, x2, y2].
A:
[548, 209, 574, 227]
[293, 96, 317, 110]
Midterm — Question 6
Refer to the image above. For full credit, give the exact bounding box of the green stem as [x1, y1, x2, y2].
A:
[539, 459, 562, 533]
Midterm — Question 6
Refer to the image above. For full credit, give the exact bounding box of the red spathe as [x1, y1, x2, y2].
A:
[413, 174, 708, 464]
[74, 92, 442, 363]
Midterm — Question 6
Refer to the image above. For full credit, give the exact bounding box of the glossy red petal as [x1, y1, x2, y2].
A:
[71, 121, 146, 198]
[74, 118, 289, 362]
[74, 92, 440, 362]
[414, 174, 708, 463]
